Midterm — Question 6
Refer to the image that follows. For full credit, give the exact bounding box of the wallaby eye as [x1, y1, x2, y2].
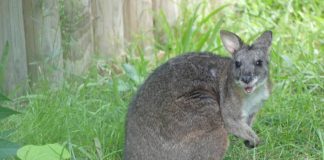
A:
[235, 61, 241, 68]
[256, 60, 263, 66]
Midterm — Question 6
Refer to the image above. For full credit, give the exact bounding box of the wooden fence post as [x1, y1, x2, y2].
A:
[92, 0, 125, 57]
[152, 0, 179, 48]
[22, 0, 63, 88]
[0, 0, 28, 97]
[62, 0, 94, 76]
[153, 0, 179, 26]
[123, 0, 154, 55]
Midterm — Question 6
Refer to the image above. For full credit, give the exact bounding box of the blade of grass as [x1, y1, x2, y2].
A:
[0, 106, 19, 120]
[317, 130, 324, 160]
[194, 29, 212, 51]
[198, 4, 229, 26]
[181, 4, 201, 52]
[156, 11, 176, 46]
[0, 41, 10, 86]
[205, 18, 223, 51]
[0, 93, 11, 102]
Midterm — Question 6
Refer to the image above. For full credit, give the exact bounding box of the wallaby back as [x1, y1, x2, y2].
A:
[125, 53, 230, 160]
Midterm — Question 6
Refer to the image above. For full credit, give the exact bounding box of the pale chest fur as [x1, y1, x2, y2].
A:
[241, 84, 270, 118]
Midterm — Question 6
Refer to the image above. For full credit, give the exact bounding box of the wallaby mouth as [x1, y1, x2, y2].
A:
[244, 86, 254, 93]
[236, 77, 258, 94]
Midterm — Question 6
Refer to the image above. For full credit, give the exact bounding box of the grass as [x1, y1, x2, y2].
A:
[1, 0, 323, 159]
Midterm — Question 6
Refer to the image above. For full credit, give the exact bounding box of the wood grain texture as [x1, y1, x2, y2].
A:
[92, 0, 125, 56]
[22, 0, 63, 88]
[0, 0, 28, 97]
[123, 0, 154, 55]
[62, 0, 94, 76]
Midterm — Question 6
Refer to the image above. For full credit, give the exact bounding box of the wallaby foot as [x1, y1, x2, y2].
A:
[241, 128, 260, 148]
[244, 139, 260, 148]
[224, 118, 260, 148]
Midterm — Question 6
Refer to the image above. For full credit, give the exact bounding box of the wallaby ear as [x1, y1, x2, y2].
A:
[220, 30, 243, 55]
[252, 31, 272, 51]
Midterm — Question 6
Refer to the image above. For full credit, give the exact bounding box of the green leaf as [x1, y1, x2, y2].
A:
[17, 143, 71, 160]
[0, 93, 10, 102]
[0, 106, 19, 120]
[117, 79, 130, 92]
[198, 4, 229, 26]
[122, 64, 141, 84]
[0, 139, 20, 159]
[157, 11, 175, 45]
[0, 130, 14, 138]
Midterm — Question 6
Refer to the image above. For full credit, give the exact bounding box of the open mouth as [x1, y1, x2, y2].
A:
[244, 86, 254, 93]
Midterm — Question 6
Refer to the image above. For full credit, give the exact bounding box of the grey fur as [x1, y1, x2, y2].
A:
[125, 30, 272, 160]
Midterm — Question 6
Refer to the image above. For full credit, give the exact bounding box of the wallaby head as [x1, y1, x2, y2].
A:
[220, 30, 272, 94]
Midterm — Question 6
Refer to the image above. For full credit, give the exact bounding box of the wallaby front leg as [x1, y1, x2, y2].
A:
[224, 118, 260, 148]
[246, 113, 256, 126]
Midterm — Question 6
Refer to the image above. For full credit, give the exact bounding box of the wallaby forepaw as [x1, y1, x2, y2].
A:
[244, 139, 260, 148]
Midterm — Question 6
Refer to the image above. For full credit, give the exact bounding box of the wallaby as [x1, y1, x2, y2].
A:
[125, 30, 272, 160]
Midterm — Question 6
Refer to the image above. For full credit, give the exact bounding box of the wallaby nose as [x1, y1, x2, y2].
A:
[241, 76, 252, 84]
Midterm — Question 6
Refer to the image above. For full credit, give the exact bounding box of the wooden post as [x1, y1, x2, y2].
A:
[92, 0, 125, 57]
[153, 0, 179, 26]
[152, 0, 179, 48]
[0, 0, 28, 97]
[22, 0, 63, 88]
[123, 0, 154, 55]
[62, 0, 94, 76]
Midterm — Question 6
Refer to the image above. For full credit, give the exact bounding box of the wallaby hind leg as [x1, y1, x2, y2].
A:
[189, 127, 228, 160]
[157, 99, 229, 160]
[125, 119, 160, 160]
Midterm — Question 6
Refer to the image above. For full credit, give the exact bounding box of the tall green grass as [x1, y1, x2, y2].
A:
[1, 0, 323, 159]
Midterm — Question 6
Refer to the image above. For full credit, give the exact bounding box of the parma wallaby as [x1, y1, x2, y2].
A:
[125, 30, 272, 160]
